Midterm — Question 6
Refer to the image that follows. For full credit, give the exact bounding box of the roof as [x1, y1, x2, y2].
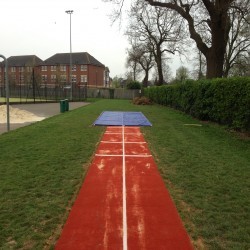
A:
[5, 55, 44, 66]
[43, 52, 105, 67]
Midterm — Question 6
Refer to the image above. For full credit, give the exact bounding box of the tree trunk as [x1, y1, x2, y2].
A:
[155, 51, 164, 85]
[223, 61, 230, 77]
[143, 70, 149, 87]
[206, 46, 225, 78]
[133, 65, 136, 81]
[205, 11, 229, 79]
[157, 61, 164, 85]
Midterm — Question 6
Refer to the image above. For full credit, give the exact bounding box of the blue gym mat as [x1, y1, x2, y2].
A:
[93, 111, 152, 126]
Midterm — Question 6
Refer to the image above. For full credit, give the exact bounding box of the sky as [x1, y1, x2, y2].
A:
[1, 0, 185, 78]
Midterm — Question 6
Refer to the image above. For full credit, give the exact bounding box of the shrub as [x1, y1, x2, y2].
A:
[133, 96, 152, 105]
[144, 77, 250, 131]
[126, 81, 142, 89]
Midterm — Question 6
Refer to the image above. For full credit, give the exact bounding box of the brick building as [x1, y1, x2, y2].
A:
[0, 55, 43, 86]
[0, 52, 110, 88]
[40, 52, 106, 88]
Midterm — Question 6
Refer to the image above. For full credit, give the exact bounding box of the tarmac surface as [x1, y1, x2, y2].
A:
[0, 102, 89, 135]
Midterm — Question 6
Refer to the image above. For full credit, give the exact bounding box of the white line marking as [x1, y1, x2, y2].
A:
[105, 132, 141, 135]
[122, 126, 128, 250]
[95, 154, 152, 157]
[101, 141, 146, 144]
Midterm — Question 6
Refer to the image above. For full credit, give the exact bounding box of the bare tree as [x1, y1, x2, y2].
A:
[139, 49, 155, 86]
[125, 46, 142, 81]
[223, 0, 250, 77]
[143, 0, 237, 79]
[125, 0, 186, 85]
[106, 0, 249, 79]
[228, 51, 250, 76]
[126, 38, 155, 86]
[192, 48, 206, 79]
[162, 61, 173, 83]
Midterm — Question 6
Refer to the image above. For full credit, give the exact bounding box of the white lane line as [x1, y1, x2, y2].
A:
[95, 154, 152, 157]
[101, 141, 146, 144]
[122, 126, 128, 250]
[105, 132, 141, 135]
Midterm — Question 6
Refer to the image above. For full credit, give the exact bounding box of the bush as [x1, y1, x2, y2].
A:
[144, 77, 250, 131]
[126, 81, 141, 89]
[133, 96, 152, 105]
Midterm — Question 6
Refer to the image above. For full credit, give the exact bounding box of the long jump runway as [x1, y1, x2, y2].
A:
[55, 126, 193, 249]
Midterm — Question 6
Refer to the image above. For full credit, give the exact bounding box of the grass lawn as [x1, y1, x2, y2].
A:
[0, 99, 249, 249]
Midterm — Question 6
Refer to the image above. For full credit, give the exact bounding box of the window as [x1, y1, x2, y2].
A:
[81, 65, 87, 71]
[51, 75, 56, 83]
[19, 67, 24, 72]
[72, 65, 77, 71]
[72, 75, 77, 83]
[60, 65, 66, 72]
[41, 66, 47, 71]
[11, 74, 16, 81]
[81, 75, 87, 83]
[51, 66, 57, 71]
[0, 76, 1, 83]
[27, 67, 32, 72]
[60, 75, 66, 83]
[19, 75, 24, 83]
[11, 67, 16, 72]
[42, 75, 47, 83]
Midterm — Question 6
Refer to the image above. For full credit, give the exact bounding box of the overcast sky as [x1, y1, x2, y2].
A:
[1, 0, 185, 78]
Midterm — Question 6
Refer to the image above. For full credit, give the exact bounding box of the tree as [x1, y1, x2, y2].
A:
[162, 61, 173, 84]
[192, 48, 206, 79]
[228, 52, 250, 76]
[126, 80, 141, 89]
[126, 39, 155, 86]
[175, 66, 189, 82]
[125, 47, 142, 81]
[223, 0, 250, 77]
[126, 0, 185, 85]
[106, 0, 250, 78]
[111, 76, 122, 88]
[151, 60, 173, 84]
[139, 49, 154, 86]
[143, 0, 237, 79]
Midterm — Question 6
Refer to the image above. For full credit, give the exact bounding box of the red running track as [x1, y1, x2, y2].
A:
[55, 126, 193, 250]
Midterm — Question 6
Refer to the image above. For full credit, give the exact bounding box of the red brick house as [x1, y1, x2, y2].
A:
[40, 52, 106, 88]
[0, 52, 110, 88]
[0, 55, 43, 86]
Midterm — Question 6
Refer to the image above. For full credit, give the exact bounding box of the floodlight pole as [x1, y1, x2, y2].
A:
[65, 10, 73, 101]
[0, 54, 10, 132]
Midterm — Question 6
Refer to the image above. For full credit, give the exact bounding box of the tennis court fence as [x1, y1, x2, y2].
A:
[0, 85, 140, 103]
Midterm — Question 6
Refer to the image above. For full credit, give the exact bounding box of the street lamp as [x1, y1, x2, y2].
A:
[65, 10, 73, 100]
[0, 54, 10, 131]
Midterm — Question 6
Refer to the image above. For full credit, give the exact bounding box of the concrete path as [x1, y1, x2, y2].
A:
[0, 102, 89, 135]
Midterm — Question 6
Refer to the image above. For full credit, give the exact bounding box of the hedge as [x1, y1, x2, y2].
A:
[144, 77, 250, 131]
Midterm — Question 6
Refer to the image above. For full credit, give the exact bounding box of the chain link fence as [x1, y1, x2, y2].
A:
[0, 85, 140, 103]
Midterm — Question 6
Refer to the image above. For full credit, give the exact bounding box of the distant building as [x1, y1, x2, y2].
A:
[0, 55, 43, 86]
[40, 52, 106, 88]
[0, 52, 110, 88]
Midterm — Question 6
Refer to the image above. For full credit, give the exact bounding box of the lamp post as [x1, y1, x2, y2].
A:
[65, 10, 73, 100]
[0, 54, 10, 131]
